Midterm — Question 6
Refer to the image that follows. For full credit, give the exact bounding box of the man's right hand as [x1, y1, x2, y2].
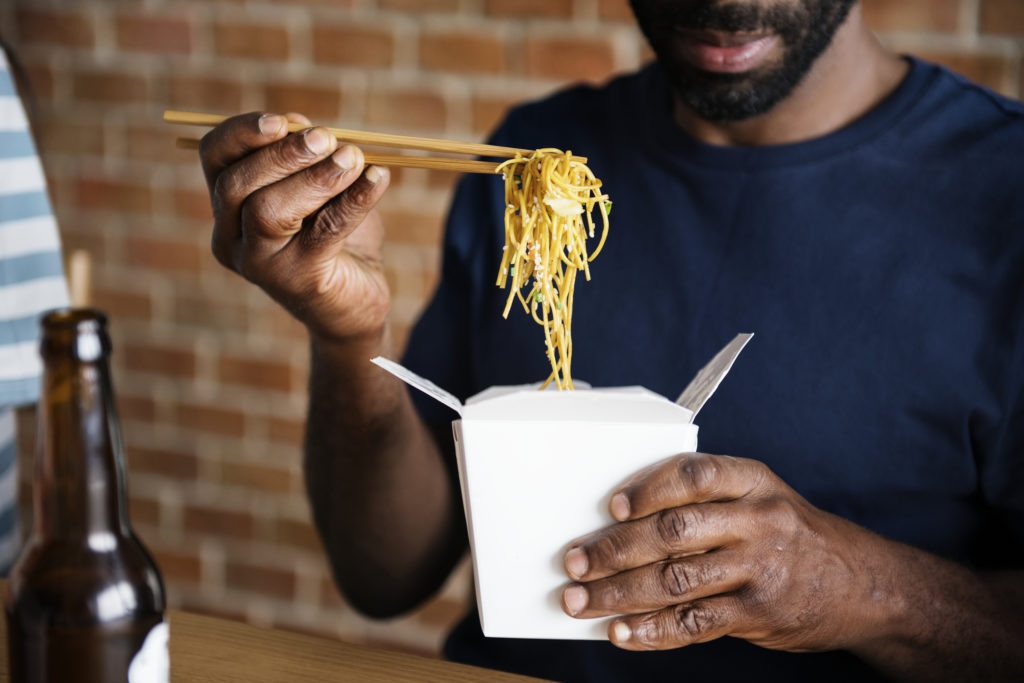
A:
[199, 111, 392, 343]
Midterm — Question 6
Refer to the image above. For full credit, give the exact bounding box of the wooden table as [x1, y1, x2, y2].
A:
[0, 582, 546, 682]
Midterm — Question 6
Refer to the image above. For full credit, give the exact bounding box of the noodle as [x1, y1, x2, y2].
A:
[494, 149, 610, 390]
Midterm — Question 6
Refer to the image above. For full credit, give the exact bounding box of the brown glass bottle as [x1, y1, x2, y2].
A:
[4, 309, 168, 683]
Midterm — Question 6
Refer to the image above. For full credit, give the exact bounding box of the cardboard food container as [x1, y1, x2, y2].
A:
[372, 333, 751, 641]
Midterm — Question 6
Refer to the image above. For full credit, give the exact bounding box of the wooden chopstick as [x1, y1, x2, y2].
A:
[174, 136, 501, 173]
[164, 109, 577, 161]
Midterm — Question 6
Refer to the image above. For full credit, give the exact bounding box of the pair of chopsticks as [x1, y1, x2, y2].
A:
[164, 110, 582, 174]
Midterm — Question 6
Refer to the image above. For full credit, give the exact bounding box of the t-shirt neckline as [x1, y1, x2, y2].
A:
[640, 56, 930, 170]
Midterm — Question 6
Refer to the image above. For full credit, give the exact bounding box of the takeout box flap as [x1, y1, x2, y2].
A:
[369, 360, 698, 423]
[372, 332, 752, 424]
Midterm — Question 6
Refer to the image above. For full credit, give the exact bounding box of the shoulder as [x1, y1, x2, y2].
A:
[896, 57, 1024, 156]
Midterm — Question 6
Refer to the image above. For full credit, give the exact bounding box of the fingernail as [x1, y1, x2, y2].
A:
[332, 145, 357, 170]
[611, 621, 631, 643]
[610, 493, 630, 521]
[304, 127, 331, 155]
[364, 165, 384, 184]
[258, 114, 286, 137]
[565, 547, 588, 580]
[563, 584, 587, 616]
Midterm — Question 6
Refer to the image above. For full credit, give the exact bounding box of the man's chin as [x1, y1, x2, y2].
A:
[667, 66, 789, 122]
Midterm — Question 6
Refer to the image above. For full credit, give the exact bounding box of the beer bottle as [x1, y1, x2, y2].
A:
[4, 309, 168, 683]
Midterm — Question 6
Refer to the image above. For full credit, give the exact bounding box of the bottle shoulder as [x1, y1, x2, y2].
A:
[6, 535, 165, 626]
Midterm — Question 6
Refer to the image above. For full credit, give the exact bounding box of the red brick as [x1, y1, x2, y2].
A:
[72, 72, 148, 103]
[128, 495, 160, 528]
[980, 0, 1024, 35]
[416, 596, 467, 627]
[312, 26, 394, 67]
[123, 343, 196, 377]
[124, 125, 180, 163]
[471, 94, 519, 135]
[150, 547, 202, 584]
[419, 31, 507, 74]
[264, 83, 341, 121]
[167, 76, 244, 114]
[274, 517, 323, 551]
[77, 179, 152, 213]
[174, 188, 214, 221]
[118, 394, 158, 423]
[485, 0, 573, 18]
[93, 288, 153, 321]
[262, 0, 356, 5]
[125, 445, 200, 480]
[37, 118, 105, 156]
[525, 36, 616, 82]
[598, 0, 637, 23]
[916, 51, 1013, 94]
[173, 296, 249, 331]
[861, 0, 961, 32]
[116, 14, 192, 53]
[183, 504, 254, 539]
[225, 561, 296, 600]
[16, 8, 94, 48]
[379, 208, 444, 246]
[24, 64, 55, 101]
[219, 356, 294, 392]
[177, 403, 246, 437]
[268, 416, 305, 445]
[125, 237, 204, 273]
[220, 461, 294, 495]
[425, 167, 463, 190]
[366, 90, 446, 132]
[379, 0, 458, 9]
[213, 22, 289, 60]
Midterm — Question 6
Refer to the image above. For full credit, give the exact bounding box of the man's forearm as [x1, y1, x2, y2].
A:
[303, 331, 465, 618]
[854, 539, 1024, 681]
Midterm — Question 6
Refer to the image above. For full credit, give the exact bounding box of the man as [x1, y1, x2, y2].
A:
[198, 1, 1024, 680]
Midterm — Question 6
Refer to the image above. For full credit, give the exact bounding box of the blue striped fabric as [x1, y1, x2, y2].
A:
[0, 48, 69, 573]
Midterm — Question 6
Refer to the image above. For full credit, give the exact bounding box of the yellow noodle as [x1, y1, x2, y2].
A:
[494, 149, 610, 390]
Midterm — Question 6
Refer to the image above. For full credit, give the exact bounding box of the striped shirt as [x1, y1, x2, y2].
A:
[0, 49, 69, 573]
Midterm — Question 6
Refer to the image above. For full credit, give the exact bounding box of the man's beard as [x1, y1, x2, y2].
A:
[629, 0, 857, 121]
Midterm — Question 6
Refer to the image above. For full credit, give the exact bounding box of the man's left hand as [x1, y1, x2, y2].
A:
[561, 452, 896, 652]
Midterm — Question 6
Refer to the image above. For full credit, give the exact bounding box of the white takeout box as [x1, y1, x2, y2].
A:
[372, 333, 751, 641]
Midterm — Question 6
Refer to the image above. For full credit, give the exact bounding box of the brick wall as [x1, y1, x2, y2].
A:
[3, 0, 1022, 657]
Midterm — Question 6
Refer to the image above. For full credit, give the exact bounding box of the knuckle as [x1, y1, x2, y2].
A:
[240, 191, 277, 234]
[213, 166, 250, 205]
[674, 602, 716, 640]
[654, 506, 702, 547]
[676, 454, 720, 497]
[758, 496, 800, 536]
[661, 561, 699, 597]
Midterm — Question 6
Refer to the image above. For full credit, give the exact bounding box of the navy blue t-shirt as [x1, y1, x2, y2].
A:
[401, 57, 1024, 682]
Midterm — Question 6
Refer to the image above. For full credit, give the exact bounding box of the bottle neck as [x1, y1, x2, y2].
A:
[34, 327, 130, 542]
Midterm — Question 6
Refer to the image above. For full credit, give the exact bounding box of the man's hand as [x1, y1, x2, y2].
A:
[199, 111, 391, 343]
[560, 452, 894, 653]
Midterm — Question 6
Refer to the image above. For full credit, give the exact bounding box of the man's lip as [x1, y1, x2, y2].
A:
[674, 29, 780, 73]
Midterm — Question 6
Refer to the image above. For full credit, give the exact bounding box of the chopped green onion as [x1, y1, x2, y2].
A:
[602, 201, 613, 216]
[535, 292, 544, 303]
